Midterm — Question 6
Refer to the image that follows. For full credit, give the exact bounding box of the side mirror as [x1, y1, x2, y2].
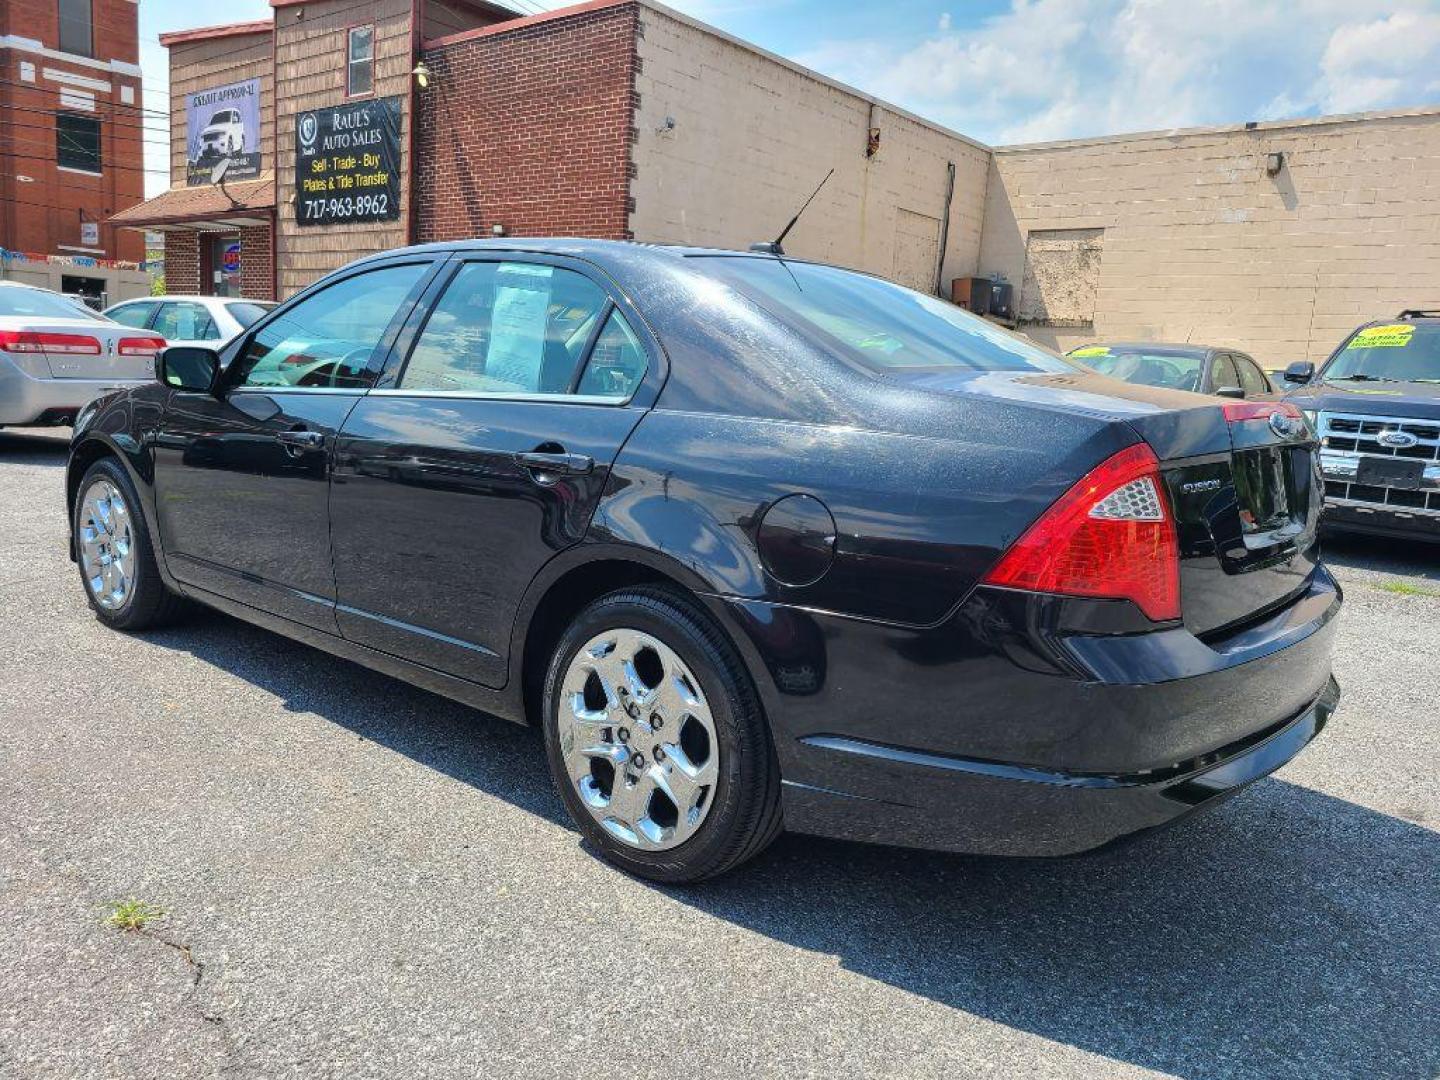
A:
[157, 346, 220, 393]
[1283, 360, 1315, 384]
[1215, 385, 1246, 399]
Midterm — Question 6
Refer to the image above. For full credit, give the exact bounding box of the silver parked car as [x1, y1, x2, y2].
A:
[104, 295, 276, 350]
[0, 281, 162, 428]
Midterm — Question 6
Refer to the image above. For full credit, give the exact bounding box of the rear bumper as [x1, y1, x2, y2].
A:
[780, 676, 1338, 856]
[0, 358, 146, 426]
[721, 567, 1342, 856]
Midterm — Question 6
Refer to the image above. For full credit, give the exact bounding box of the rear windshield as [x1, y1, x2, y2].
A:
[694, 257, 1072, 374]
[227, 302, 275, 329]
[0, 287, 104, 321]
[1324, 323, 1440, 384]
[1070, 346, 1205, 392]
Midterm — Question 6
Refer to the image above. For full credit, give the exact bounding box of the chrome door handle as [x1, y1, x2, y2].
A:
[277, 429, 325, 450]
[515, 451, 594, 476]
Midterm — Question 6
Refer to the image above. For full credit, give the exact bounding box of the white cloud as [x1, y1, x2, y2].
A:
[790, 0, 1440, 146]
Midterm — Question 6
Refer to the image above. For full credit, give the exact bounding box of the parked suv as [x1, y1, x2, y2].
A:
[1282, 311, 1440, 542]
[199, 109, 246, 158]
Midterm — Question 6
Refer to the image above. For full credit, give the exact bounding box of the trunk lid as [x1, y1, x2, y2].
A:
[886, 369, 1323, 635]
[0, 316, 156, 380]
[1148, 403, 1321, 637]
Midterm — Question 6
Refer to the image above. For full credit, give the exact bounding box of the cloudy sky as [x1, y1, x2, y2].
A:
[139, 0, 1440, 192]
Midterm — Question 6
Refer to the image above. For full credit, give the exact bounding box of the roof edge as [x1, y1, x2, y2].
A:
[996, 104, 1440, 154]
[158, 20, 274, 46]
[422, 0, 631, 49]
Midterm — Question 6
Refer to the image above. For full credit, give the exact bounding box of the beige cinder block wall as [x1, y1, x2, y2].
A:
[979, 108, 1440, 367]
[630, 2, 990, 292]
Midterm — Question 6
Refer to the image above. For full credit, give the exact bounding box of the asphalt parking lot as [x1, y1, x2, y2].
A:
[1, 426, 1436, 1080]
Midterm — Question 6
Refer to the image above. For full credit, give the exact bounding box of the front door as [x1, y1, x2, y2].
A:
[329, 256, 657, 686]
[152, 258, 436, 630]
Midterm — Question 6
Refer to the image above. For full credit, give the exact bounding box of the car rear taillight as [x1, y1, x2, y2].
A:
[981, 442, 1181, 622]
[118, 336, 167, 357]
[0, 330, 102, 355]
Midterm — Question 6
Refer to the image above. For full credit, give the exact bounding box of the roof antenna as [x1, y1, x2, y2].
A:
[750, 168, 834, 256]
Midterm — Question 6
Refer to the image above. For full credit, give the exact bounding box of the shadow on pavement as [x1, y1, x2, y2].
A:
[0, 429, 69, 467]
[1323, 531, 1440, 580]
[151, 607, 1436, 1080]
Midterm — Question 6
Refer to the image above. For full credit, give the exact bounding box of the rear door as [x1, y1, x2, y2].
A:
[151, 257, 438, 630]
[329, 254, 661, 686]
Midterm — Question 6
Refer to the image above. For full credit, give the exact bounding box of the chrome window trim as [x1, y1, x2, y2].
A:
[366, 388, 629, 406]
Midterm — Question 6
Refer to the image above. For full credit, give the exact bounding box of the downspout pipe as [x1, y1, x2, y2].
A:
[935, 160, 956, 297]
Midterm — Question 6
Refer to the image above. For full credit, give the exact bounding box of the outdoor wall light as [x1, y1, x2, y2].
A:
[1266, 151, 1285, 176]
[412, 61, 432, 89]
[491, 223, 506, 237]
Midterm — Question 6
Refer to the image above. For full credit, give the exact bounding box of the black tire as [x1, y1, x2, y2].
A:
[542, 585, 782, 883]
[73, 457, 187, 631]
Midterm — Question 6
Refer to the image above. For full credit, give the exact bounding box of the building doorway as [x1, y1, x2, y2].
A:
[202, 234, 242, 296]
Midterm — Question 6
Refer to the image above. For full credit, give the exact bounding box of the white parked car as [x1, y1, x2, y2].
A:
[104, 295, 276, 349]
[0, 281, 163, 428]
[199, 109, 246, 158]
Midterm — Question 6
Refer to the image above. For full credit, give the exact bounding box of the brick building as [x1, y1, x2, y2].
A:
[113, 0, 1440, 365]
[1, 0, 150, 304]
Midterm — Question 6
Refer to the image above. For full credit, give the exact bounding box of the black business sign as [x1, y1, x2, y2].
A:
[294, 97, 402, 226]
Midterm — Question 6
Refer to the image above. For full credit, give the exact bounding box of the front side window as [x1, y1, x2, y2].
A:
[399, 262, 618, 395]
[56, 113, 101, 173]
[58, 0, 93, 57]
[232, 262, 428, 389]
[1234, 356, 1270, 396]
[106, 302, 158, 329]
[153, 302, 220, 341]
[347, 25, 375, 97]
[1209, 355, 1239, 393]
[696, 256, 1071, 374]
[1324, 323, 1440, 384]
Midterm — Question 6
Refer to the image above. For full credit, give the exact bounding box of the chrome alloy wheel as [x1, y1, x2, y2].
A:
[78, 479, 135, 611]
[558, 628, 720, 850]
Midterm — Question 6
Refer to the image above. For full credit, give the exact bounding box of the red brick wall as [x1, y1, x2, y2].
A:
[163, 233, 200, 294]
[415, 2, 639, 243]
[0, 0, 145, 263]
[238, 223, 275, 301]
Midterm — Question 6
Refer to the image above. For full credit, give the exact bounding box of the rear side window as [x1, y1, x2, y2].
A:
[232, 262, 428, 389]
[107, 302, 157, 329]
[577, 311, 648, 398]
[399, 262, 616, 395]
[226, 302, 274, 329]
[153, 302, 220, 341]
[695, 257, 1072, 374]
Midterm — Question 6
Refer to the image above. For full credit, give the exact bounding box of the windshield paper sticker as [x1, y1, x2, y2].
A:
[1071, 346, 1110, 358]
[1347, 324, 1414, 349]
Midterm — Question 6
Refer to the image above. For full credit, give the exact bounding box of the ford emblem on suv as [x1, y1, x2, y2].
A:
[1377, 429, 1419, 449]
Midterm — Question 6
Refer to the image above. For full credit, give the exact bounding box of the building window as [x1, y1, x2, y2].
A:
[347, 25, 375, 97]
[58, 0, 94, 58]
[56, 113, 102, 174]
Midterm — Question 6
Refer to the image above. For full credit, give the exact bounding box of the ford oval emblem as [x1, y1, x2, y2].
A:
[1377, 429, 1419, 449]
[1269, 411, 1302, 439]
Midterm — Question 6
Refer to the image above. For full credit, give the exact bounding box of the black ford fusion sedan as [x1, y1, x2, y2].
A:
[66, 240, 1341, 882]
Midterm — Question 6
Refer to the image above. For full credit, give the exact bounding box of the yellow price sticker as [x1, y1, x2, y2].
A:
[1347, 324, 1414, 349]
[1071, 346, 1110, 358]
